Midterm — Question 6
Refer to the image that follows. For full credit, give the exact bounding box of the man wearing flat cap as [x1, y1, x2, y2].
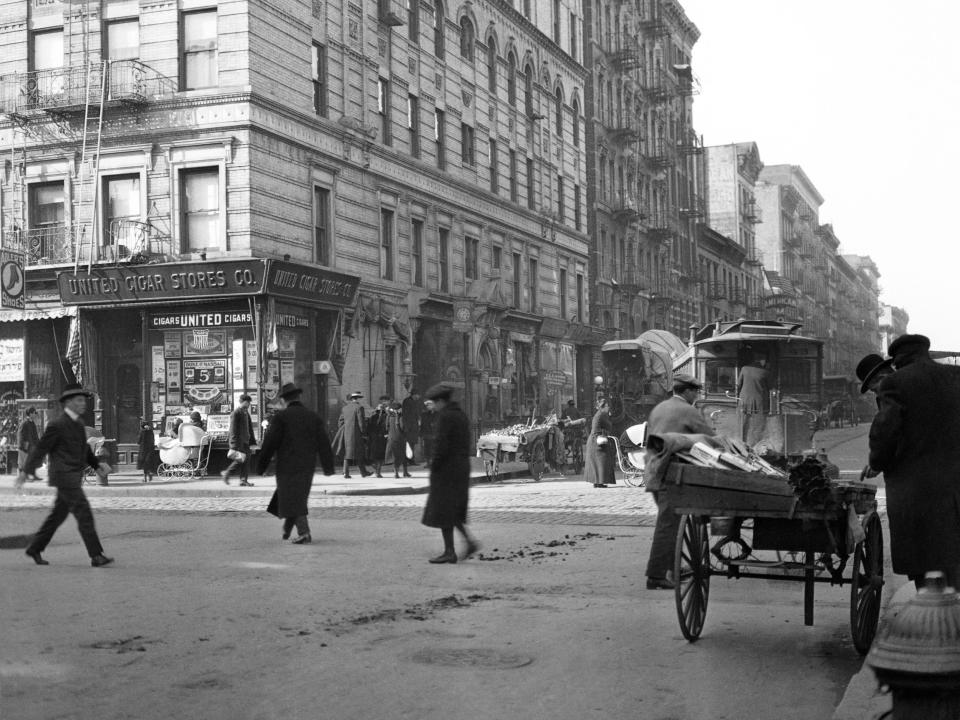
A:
[222, 393, 256, 486]
[643, 373, 714, 590]
[335, 391, 370, 478]
[869, 333, 960, 590]
[17, 383, 114, 567]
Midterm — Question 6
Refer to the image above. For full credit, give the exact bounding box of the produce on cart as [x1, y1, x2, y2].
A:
[477, 414, 566, 482]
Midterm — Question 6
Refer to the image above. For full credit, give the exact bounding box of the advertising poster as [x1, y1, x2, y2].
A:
[182, 359, 227, 406]
[152, 346, 165, 383]
[164, 333, 182, 358]
[280, 359, 295, 386]
[165, 360, 181, 390]
[0, 338, 24, 382]
[183, 328, 227, 357]
[278, 329, 296, 358]
[232, 339, 244, 382]
[245, 340, 258, 390]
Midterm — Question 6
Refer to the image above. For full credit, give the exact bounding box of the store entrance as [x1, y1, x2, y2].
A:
[115, 363, 141, 444]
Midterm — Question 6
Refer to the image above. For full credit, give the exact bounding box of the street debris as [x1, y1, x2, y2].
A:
[83, 635, 157, 654]
[477, 532, 617, 562]
[324, 594, 497, 635]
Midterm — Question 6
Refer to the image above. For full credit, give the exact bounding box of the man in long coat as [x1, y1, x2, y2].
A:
[644, 373, 714, 589]
[222, 394, 256, 486]
[420, 384, 479, 564]
[869, 333, 960, 589]
[335, 391, 369, 478]
[17, 406, 40, 475]
[257, 383, 335, 544]
[737, 355, 769, 446]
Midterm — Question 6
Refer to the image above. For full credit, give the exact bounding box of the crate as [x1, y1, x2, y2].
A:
[665, 463, 796, 516]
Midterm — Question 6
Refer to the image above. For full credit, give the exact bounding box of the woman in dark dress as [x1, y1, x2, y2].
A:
[137, 421, 160, 482]
[584, 399, 616, 488]
[420, 384, 480, 564]
[367, 396, 390, 478]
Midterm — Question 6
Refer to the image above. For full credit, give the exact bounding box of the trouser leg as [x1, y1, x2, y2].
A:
[224, 459, 241, 478]
[646, 490, 679, 579]
[27, 492, 72, 553]
[62, 487, 104, 558]
[293, 515, 310, 537]
[282, 517, 295, 536]
[343, 459, 351, 476]
[238, 455, 248, 482]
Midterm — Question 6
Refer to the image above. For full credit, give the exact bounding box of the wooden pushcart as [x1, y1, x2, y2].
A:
[665, 463, 884, 655]
[476, 424, 565, 482]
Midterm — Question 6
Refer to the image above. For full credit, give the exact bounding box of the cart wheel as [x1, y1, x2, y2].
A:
[528, 438, 546, 481]
[850, 511, 884, 655]
[674, 514, 711, 641]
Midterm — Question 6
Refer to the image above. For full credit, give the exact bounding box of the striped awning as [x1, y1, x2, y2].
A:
[0, 304, 76, 322]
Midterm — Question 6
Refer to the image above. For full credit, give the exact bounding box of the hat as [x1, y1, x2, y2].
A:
[189, 411, 203, 423]
[239, 393, 252, 403]
[59, 383, 92, 402]
[888, 334, 931, 366]
[567, 399, 576, 406]
[390, 401, 402, 410]
[672, 373, 702, 391]
[279, 383, 303, 399]
[348, 391, 363, 400]
[424, 383, 453, 401]
[855, 353, 894, 394]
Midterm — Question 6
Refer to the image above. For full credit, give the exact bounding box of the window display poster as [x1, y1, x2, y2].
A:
[280, 359, 295, 386]
[152, 346, 165, 383]
[166, 360, 181, 390]
[278, 329, 296, 358]
[0, 338, 24, 382]
[183, 328, 227, 357]
[232, 339, 244, 382]
[164, 333, 181, 358]
[266, 359, 279, 389]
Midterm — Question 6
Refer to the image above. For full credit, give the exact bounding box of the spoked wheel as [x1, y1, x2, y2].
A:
[850, 511, 884, 655]
[528, 438, 545, 482]
[674, 514, 711, 641]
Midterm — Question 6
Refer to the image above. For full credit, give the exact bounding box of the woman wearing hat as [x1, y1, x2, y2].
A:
[420, 384, 479, 563]
[137, 421, 160, 483]
[583, 398, 616, 488]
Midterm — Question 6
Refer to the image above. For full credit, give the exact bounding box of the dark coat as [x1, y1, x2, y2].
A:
[385, 410, 406, 465]
[137, 427, 160, 473]
[401, 396, 421, 444]
[584, 409, 616, 485]
[17, 417, 39, 471]
[869, 359, 960, 577]
[257, 401, 335, 518]
[421, 401, 471, 528]
[335, 401, 366, 460]
[23, 412, 100, 489]
[228, 406, 255, 453]
[366, 407, 389, 462]
[643, 395, 714, 492]
[737, 364, 769, 413]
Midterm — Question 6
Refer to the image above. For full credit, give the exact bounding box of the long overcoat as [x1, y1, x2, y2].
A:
[401, 395, 421, 446]
[366, 407, 388, 462]
[583, 409, 616, 485]
[137, 426, 160, 473]
[643, 395, 714, 492]
[737, 365, 769, 413]
[335, 401, 366, 461]
[384, 410, 406, 465]
[257, 400, 335, 518]
[17, 417, 39, 471]
[869, 359, 960, 577]
[421, 401, 471, 528]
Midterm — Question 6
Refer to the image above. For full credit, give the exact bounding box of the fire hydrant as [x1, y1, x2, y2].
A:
[867, 572, 960, 719]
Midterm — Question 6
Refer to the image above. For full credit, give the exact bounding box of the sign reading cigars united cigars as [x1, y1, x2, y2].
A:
[56, 259, 359, 307]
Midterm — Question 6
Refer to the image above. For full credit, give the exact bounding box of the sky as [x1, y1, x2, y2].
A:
[680, 0, 960, 351]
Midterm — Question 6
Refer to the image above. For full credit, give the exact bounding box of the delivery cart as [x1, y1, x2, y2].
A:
[476, 422, 566, 482]
[664, 462, 883, 655]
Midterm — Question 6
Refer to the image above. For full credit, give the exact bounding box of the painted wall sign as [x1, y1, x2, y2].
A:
[151, 311, 253, 329]
[0, 338, 24, 381]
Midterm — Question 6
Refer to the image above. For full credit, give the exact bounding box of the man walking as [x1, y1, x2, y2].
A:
[17, 406, 40, 477]
[222, 394, 256, 486]
[336, 391, 370, 478]
[16, 383, 114, 567]
[868, 334, 960, 590]
[643, 374, 714, 589]
[257, 383, 335, 544]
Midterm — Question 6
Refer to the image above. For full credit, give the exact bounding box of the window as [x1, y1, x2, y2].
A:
[489, 138, 498, 193]
[459, 17, 474, 61]
[181, 10, 217, 90]
[576, 273, 584, 321]
[30, 28, 63, 72]
[554, 87, 563, 134]
[103, 174, 141, 252]
[526, 157, 535, 209]
[378, 77, 391, 145]
[465, 236, 479, 280]
[408, 0, 419, 43]
[28, 182, 65, 263]
[599, 153, 607, 199]
[509, 149, 518, 202]
[507, 53, 517, 106]
[461, 123, 475, 165]
[411, 218, 424, 286]
[438, 227, 450, 291]
[487, 38, 497, 94]
[312, 43, 327, 116]
[574, 184, 581, 230]
[313, 186, 330, 265]
[524, 64, 534, 117]
[434, 0, 445, 57]
[180, 167, 219, 251]
[105, 19, 139, 61]
[380, 208, 394, 280]
[528, 257, 538, 311]
[492, 246, 502, 271]
[559, 268, 568, 319]
[570, 12, 577, 58]
[553, 0, 561, 43]
[435, 109, 446, 169]
[557, 175, 564, 219]
[385, 346, 396, 400]
[408, 94, 420, 157]
[572, 99, 580, 146]
[512, 252, 522, 307]
[523, 0, 531, 19]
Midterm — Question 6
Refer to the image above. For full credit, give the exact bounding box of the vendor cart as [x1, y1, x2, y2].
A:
[665, 463, 883, 655]
[476, 423, 565, 482]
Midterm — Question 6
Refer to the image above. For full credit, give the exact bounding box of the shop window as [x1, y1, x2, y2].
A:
[105, 19, 139, 61]
[179, 167, 220, 252]
[438, 227, 450, 292]
[180, 9, 218, 90]
[313, 186, 330, 265]
[411, 219, 424, 286]
[103, 174, 141, 258]
[312, 43, 327, 117]
[464, 236, 479, 280]
[380, 208, 394, 280]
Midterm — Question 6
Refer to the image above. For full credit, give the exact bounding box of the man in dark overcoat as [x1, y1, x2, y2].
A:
[335, 391, 370, 478]
[401, 389, 422, 462]
[257, 383, 335, 544]
[367, 395, 390, 478]
[17, 383, 114, 567]
[420, 384, 480, 564]
[17, 406, 40, 475]
[222, 393, 256, 486]
[643, 373, 714, 589]
[737, 354, 769, 446]
[868, 333, 960, 589]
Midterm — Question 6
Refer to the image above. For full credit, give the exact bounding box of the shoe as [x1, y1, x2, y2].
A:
[360, 471, 371, 478]
[428, 552, 457, 564]
[221, 471, 230, 485]
[646, 576, 675, 590]
[240, 481, 254, 487]
[461, 540, 481, 560]
[343, 473, 351, 479]
[375, 472, 383, 478]
[282, 527, 292, 540]
[403, 472, 412, 478]
[91, 555, 114, 568]
[292, 534, 312, 544]
[593, 483, 607, 488]
[394, 473, 400, 479]
[25, 549, 48, 565]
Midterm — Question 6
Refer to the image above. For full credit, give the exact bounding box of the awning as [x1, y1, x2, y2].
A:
[0, 304, 76, 322]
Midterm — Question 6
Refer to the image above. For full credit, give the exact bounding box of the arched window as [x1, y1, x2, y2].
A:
[487, 37, 497, 94]
[434, 0, 445, 57]
[524, 63, 534, 117]
[554, 86, 563, 134]
[507, 52, 517, 105]
[572, 98, 580, 146]
[459, 16, 474, 61]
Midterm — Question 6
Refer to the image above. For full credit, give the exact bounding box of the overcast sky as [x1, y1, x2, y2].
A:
[681, 0, 960, 351]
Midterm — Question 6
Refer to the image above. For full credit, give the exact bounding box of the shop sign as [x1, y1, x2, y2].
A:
[265, 260, 359, 307]
[276, 313, 310, 328]
[487, 375, 501, 386]
[452, 300, 474, 333]
[151, 311, 253, 329]
[540, 317, 569, 339]
[544, 370, 568, 388]
[57, 260, 266, 305]
[0, 338, 24, 381]
[0, 250, 26, 310]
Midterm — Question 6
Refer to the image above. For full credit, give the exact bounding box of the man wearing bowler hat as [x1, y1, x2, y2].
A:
[17, 383, 114, 567]
[869, 333, 960, 589]
[335, 391, 370, 478]
[222, 393, 256, 486]
[855, 353, 895, 399]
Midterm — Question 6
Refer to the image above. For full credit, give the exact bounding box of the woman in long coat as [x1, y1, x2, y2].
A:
[384, 402, 411, 478]
[421, 384, 480, 564]
[257, 383, 335, 543]
[584, 399, 616, 488]
[366, 397, 390, 477]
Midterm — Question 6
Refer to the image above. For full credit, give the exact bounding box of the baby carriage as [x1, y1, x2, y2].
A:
[610, 421, 647, 487]
[156, 427, 213, 478]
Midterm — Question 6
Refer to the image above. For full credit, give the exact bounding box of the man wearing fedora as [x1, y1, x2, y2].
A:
[16, 383, 114, 567]
[222, 393, 256, 486]
[335, 391, 370, 478]
[869, 333, 960, 590]
[257, 383, 335, 543]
